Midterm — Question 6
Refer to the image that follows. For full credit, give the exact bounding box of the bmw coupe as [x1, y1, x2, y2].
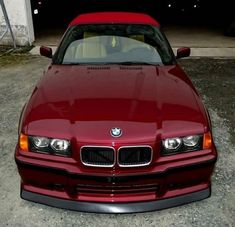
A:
[15, 12, 217, 213]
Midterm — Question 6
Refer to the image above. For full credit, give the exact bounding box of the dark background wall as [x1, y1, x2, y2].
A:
[31, 0, 235, 36]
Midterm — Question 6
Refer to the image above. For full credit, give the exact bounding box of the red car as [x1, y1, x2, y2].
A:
[15, 12, 217, 213]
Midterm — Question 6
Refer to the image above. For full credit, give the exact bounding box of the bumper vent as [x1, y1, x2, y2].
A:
[81, 146, 115, 167]
[118, 146, 152, 167]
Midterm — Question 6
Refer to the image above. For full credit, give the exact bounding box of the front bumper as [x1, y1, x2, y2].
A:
[15, 151, 217, 213]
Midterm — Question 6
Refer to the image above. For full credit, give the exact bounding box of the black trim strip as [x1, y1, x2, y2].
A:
[15, 156, 217, 182]
[21, 188, 211, 214]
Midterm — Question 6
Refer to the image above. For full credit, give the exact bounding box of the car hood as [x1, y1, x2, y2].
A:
[22, 64, 208, 143]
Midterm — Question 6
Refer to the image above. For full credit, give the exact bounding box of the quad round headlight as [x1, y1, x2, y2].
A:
[162, 134, 202, 155]
[50, 139, 70, 152]
[29, 136, 71, 156]
[183, 135, 200, 147]
[163, 137, 182, 151]
[32, 137, 50, 148]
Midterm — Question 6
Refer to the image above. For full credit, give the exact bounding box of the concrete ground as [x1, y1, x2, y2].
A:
[0, 55, 234, 227]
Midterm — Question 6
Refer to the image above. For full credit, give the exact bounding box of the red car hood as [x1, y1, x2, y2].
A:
[22, 64, 208, 143]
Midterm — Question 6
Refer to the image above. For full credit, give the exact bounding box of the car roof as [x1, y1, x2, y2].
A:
[69, 12, 160, 27]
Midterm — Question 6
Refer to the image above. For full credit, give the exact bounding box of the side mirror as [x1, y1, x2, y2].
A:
[40, 46, 52, 58]
[176, 47, 190, 59]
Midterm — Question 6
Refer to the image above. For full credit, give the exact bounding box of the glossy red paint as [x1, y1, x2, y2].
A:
[15, 63, 217, 209]
[17, 148, 214, 203]
[21, 65, 208, 142]
[15, 12, 217, 213]
[69, 12, 159, 27]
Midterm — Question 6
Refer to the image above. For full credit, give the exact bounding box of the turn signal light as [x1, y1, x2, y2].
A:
[19, 133, 29, 152]
[203, 132, 212, 149]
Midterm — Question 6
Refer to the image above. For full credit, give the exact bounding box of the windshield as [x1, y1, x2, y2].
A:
[54, 24, 175, 65]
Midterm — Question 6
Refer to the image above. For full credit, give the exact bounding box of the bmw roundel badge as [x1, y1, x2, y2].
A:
[111, 128, 122, 137]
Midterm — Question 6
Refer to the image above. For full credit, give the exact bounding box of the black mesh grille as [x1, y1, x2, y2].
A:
[81, 147, 115, 167]
[118, 147, 152, 166]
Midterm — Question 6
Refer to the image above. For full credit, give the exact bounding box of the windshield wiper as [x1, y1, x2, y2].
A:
[118, 61, 160, 66]
[63, 62, 82, 65]
[63, 62, 111, 66]
[62, 62, 160, 66]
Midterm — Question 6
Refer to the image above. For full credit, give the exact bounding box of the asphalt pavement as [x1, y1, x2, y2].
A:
[0, 55, 234, 227]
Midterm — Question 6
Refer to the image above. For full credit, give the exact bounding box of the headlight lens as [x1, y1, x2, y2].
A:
[29, 136, 71, 156]
[50, 139, 70, 152]
[32, 137, 50, 148]
[162, 134, 202, 155]
[183, 135, 200, 147]
[163, 138, 182, 150]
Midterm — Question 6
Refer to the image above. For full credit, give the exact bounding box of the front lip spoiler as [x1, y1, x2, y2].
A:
[21, 188, 210, 214]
